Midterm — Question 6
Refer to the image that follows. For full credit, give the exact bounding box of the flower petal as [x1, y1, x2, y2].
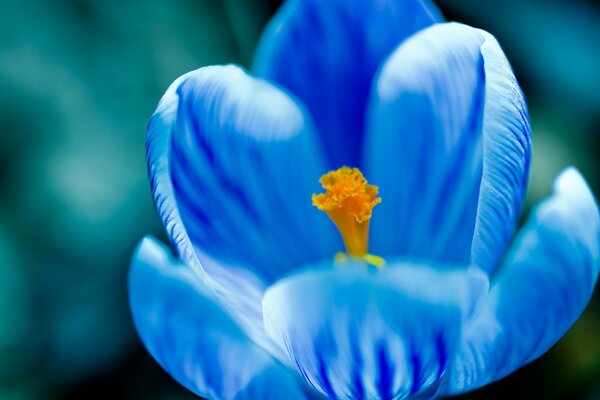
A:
[147, 70, 265, 343]
[441, 168, 600, 395]
[147, 65, 340, 339]
[168, 65, 339, 278]
[364, 23, 531, 274]
[254, 0, 441, 167]
[262, 261, 488, 399]
[129, 237, 309, 400]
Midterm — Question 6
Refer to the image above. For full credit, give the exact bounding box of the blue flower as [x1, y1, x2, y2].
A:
[129, 0, 600, 399]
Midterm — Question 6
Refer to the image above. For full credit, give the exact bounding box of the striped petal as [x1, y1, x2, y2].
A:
[364, 23, 531, 274]
[262, 261, 488, 399]
[254, 0, 441, 167]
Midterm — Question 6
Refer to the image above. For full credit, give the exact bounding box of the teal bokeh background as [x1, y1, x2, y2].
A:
[1, 0, 598, 399]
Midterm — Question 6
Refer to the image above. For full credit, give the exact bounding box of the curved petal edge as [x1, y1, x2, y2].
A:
[470, 31, 533, 275]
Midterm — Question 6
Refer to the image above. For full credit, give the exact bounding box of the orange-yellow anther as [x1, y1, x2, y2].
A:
[312, 167, 381, 257]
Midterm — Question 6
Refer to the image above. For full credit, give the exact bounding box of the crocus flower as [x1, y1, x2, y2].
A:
[129, 0, 600, 399]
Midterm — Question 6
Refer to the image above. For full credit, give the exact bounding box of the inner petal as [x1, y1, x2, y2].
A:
[254, 0, 442, 168]
[363, 24, 486, 263]
[363, 23, 532, 274]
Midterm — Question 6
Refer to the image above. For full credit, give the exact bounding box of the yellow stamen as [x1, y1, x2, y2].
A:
[363, 254, 385, 269]
[312, 167, 382, 262]
[333, 252, 385, 269]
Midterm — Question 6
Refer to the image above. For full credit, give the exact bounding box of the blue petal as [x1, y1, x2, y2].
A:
[441, 168, 600, 395]
[146, 65, 340, 337]
[147, 70, 266, 343]
[254, 0, 441, 167]
[129, 237, 309, 400]
[364, 23, 531, 274]
[168, 65, 339, 278]
[262, 261, 488, 399]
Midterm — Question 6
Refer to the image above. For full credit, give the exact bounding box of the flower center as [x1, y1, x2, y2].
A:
[312, 166, 384, 268]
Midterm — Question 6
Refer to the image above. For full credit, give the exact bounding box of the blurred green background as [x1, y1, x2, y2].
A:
[0, 0, 598, 399]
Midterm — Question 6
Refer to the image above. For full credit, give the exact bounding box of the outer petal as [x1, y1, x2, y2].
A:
[167, 65, 338, 279]
[441, 168, 600, 395]
[262, 261, 488, 399]
[147, 65, 339, 341]
[364, 23, 531, 274]
[129, 237, 309, 400]
[254, 0, 441, 167]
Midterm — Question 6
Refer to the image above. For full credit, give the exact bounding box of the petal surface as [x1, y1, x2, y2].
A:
[364, 23, 531, 274]
[147, 65, 339, 339]
[441, 168, 600, 395]
[262, 261, 488, 399]
[168, 65, 338, 279]
[129, 237, 309, 400]
[254, 0, 441, 167]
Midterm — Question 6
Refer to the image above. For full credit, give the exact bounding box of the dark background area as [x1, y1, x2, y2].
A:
[0, 0, 599, 399]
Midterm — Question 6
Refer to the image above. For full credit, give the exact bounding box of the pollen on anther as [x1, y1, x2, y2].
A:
[312, 166, 381, 223]
[312, 167, 381, 258]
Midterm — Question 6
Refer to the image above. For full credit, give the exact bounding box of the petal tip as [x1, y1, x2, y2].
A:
[552, 166, 599, 223]
[554, 166, 588, 192]
[131, 235, 169, 269]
